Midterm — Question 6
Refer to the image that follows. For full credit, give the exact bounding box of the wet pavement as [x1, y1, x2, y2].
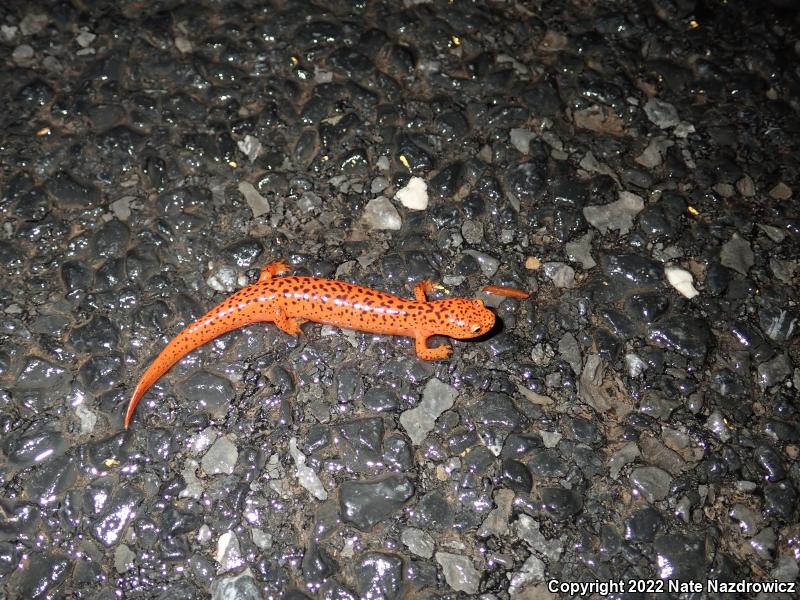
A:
[1, 0, 799, 598]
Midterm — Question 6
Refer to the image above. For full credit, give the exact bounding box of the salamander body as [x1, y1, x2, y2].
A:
[124, 261, 496, 427]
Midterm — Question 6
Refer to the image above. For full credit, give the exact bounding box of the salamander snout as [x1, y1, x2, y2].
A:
[432, 298, 496, 339]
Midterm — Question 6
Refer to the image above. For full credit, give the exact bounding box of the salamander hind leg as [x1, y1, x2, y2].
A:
[415, 334, 452, 360]
[272, 309, 303, 336]
[259, 260, 291, 283]
[414, 280, 445, 302]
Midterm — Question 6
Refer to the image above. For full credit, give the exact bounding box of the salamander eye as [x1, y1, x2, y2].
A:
[471, 324, 482, 333]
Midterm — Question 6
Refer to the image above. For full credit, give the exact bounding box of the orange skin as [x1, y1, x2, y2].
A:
[481, 285, 530, 300]
[124, 261, 496, 427]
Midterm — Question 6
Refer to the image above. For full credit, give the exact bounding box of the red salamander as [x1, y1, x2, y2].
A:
[124, 261, 496, 427]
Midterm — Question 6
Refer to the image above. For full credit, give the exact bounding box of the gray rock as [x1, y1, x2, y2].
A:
[757, 353, 792, 389]
[114, 543, 136, 574]
[720, 234, 754, 275]
[339, 475, 414, 530]
[758, 307, 797, 342]
[644, 98, 680, 129]
[210, 568, 261, 600]
[565, 232, 596, 269]
[463, 250, 500, 277]
[515, 514, 563, 561]
[216, 531, 244, 573]
[355, 552, 403, 600]
[289, 437, 327, 500]
[630, 466, 672, 502]
[558, 332, 582, 374]
[510, 128, 537, 154]
[729, 503, 761, 537]
[508, 554, 546, 596]
[542, 262, 576, 288]
[401, 527, 435, 558]
[202, 436, 238, 476]
[435, 552, 480, 595]
[609, 442, 640, 480]
[583, 191, 644, 235]
[238, 181, 269, 218]
[400, 378, 458, 445]
[362, 197, 401, 230]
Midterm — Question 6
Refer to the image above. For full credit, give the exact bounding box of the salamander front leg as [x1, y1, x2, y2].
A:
[259, 260, 291, 283]
[414, 333, 453, 360]
[414, 280, 445, 302]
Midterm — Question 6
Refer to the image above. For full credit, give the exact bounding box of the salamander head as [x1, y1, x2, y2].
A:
[428, 298, 496, 339]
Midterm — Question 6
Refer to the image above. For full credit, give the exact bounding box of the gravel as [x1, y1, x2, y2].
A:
[1, 0, 798, 597]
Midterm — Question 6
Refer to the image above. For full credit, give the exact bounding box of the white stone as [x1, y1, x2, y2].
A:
[288, 437, 327, 500]
[394, 176, 429, 210]
[665, 266, 699, 298]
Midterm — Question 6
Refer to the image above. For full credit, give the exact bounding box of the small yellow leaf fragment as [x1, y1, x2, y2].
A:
[36, 127, 51, 137]
[228, 160, 238, 168]
[451, 34, 461, 46]
[290, 55, 298, 65]
[525, 256, 541, 270]
[104, 458, 120, 468]
[399, 154, 411, 170]
[689, 20, 699, 29]
[687, 205, 700, 216]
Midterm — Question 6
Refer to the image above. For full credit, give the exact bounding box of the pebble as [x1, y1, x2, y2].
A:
[729, 504, 760, 537]
[114, 544, 136, 573]
[664, 266, 699, 298]
[401, 527, 435, 558]
[215, 531, 244, 573]
[644, 98, 680, 129]
[164, 460, 197, 503]
[339, 475, 414, 530]
[583, 191, 644, 235]
[630, 466, 672, 502]
[508, 554, 546, 595]
[757, 353, 792, 389]
[20, 13, 48, 35]
[653, 534, 704, 580]
[237, 135, 262, 162]
[201, 436, 238, 476]
[515, 514, 563, 561]
[210, 568, 261, 600]
[206, 265, 239, 293]
[461, 219, 484, 245]
[720, 234, 754, 275]
[435, 552, 480, 595]
[758, 307, 797, 342]
[558, 332, 582, 374]
[362, 196, 402, 230]
[355, 553, 403, 599]
[462, 250, 500, 277]
[509, 128, 537, 154]
[289, 437, 327, 500]
[768, 181, 792, 200]
[647, 316, 710, 360]
[12, 44, 34, 63]
[565, 232, 596, 269]
[542, 262, 576, 288]
[394, 176, 429, 210]
[238, 181, 270, 218]
[400, 378, 457, 445]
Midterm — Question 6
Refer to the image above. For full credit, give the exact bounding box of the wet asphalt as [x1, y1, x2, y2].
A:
[0, 1, 799, 598]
